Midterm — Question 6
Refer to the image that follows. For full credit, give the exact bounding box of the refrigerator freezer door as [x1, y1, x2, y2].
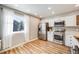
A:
[41, 23, 46, 31]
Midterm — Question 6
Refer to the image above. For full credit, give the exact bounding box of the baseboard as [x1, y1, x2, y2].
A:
[27, 38, 38, 43]
[0, 38, 38, 53]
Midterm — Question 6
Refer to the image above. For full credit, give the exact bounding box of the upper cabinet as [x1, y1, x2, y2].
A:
[65, 15, 79, 26]
[76, 15, 79, 26]
[41, 15, 79, 27]
[65, 15, 76, 26]
[49, 19, 54, 27]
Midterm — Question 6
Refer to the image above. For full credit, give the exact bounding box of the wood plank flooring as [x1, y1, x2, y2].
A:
[1, 40, 70, 54]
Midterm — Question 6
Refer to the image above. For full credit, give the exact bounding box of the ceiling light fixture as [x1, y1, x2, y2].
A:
[48, 7, 52, 10]
[40, 16, 42, 18]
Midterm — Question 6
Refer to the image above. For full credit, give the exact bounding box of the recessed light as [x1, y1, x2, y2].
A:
[75, 4, 79, 7]
[48, 7, 52, 10]
[52, 11, 55, 14]
[40, 16, 42, 18]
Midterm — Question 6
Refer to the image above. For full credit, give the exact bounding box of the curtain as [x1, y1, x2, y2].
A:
[24, 15, 30, 41]
[2, 8, 13, 49]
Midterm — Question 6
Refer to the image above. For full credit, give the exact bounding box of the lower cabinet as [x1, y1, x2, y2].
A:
[47, 31, 79, 48]
[47, 31, 53, 42]
[65, 31, 79, 47]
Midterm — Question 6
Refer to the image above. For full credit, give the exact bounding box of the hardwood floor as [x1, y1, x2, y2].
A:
[1, 40, 70, 54]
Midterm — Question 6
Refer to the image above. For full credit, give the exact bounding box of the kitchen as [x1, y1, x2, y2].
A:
[38, 11, 79, 53]
[0, 4, 79, 54]
[1, 0, 79, 59]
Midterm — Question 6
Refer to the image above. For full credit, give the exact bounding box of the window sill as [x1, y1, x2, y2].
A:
[12, 31, 24, 34]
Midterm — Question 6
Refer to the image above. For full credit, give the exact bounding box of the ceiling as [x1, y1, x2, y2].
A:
[2, 4, 79, 18]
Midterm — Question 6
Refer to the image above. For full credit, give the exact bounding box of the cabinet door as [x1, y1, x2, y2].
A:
[76, 15, 79, 25]
[65, 31, 79, 47]
[65, 31, 71, 47]
[49, 19, 54, 26]
[47, 32, 53, 42]
[65, 15, 76, 26]
[65, 35, 79, 47]
[65, 35, 73, 47]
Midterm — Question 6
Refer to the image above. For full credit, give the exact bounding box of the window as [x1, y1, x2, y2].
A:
[13, 13, 24, 32]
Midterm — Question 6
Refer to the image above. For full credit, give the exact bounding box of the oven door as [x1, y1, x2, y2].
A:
[54, 34, 63, 41]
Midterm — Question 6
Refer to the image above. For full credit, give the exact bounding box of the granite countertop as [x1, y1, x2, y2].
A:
[74, 32, 79, 41]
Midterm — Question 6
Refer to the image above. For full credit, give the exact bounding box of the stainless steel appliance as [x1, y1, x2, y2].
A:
[54, 21, 65, 27]
[38, 23, 49, 40]
[54, 21, 65, 44]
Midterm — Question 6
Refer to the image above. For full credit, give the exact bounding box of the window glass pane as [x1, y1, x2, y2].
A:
[13, 13, 24, 32]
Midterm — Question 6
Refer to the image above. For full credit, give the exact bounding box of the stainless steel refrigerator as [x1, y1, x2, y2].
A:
[38, 23, 49, 40]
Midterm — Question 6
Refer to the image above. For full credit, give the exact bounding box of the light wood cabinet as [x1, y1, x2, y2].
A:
[76, 15, 79, 26]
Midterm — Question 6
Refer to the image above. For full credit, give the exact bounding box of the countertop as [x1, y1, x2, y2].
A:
[74, 32, 79, 41]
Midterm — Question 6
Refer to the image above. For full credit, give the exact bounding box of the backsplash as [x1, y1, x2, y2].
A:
[65, 27, 79, 32]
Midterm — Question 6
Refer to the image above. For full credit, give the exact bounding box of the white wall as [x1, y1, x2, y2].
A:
[12, 33, 25, 46]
